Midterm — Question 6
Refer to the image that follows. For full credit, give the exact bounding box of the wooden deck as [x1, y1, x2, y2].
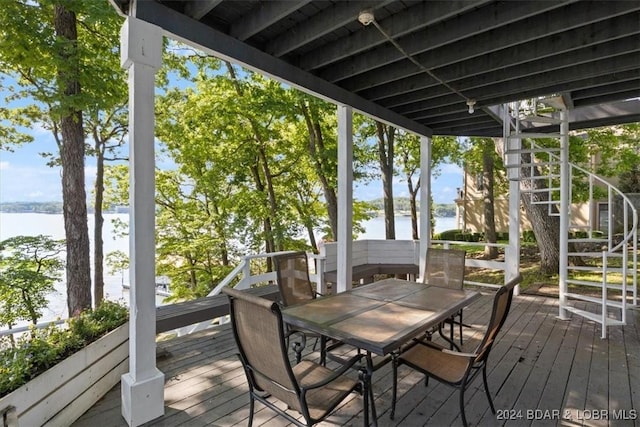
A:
[74, 290, 640, 427]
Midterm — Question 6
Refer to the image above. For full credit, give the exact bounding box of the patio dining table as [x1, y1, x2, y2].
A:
[281, 277, 481, 426]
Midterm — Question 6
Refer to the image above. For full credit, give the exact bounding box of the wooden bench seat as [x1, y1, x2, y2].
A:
[156, 284, 280, 333]
[324, 263, 418, 285]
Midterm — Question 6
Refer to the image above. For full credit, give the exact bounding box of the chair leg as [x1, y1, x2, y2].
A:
[390, 354, 399, 420]
[359, 367, 370, 427]
[248, 394, 255, 427]
[458, 310, 464, 345]
[482, 364, 496, 414]
[459, 387, 468, 427]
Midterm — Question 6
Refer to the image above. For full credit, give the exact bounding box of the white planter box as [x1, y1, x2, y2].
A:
[0, 322, 129, 427]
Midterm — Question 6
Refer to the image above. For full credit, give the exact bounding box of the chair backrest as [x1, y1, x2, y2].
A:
[274, 251, 315, 307]
[423, 247, 466, 289]
[474, 274, 522, 364]
[222, 287, 303, 413]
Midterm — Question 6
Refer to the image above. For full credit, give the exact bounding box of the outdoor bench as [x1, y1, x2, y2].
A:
[156, 284, 280, 333]
[323, 263, 419, 286]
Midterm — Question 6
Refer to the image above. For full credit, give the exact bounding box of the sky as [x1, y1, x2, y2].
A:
[0, 127, 463, 205]
[0, 131, 463, 205]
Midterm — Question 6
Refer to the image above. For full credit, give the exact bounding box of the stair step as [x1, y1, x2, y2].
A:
[531, 200, 560, 205]
[520, 115, 563, 124]
[568, 238, 609, 243]
[505, 148, 561, 155]
[508, 132, 563, 139]
[506, 161, 559, 168]
[563, 306, 626, 326]
[527, 174, 561, 180]
[521, 187, 561, 194]
[568, 251, 625, 257]
[564, 292, 624, 308]
[568, 266, 625, 274]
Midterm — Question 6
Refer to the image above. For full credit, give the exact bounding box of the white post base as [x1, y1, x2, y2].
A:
[121, 370, 165, 426]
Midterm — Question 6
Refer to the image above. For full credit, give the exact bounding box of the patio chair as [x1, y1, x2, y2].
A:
[222, 287, 370, 427]
[390, 274, 522, 427]
[423, 247, 467, 346]
[273, 251, 343, 365]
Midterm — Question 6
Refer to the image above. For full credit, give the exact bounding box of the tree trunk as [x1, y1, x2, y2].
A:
[482, 143, 498, 259]
[299, 101, 338, 239]
[54, 4, 92, 316]
[376, 122, 396, 239]
[408, 177, 419, 240]
[93, 137, 105, 306]
[520, 152, 561, 274]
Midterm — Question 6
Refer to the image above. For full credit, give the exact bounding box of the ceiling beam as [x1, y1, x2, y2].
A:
[297, 0, 491, 70]
[135, 1, 433, 138]
[343, 11, 639, 99]
[404, 69, 640, 122]
[379, 43, 639, 117]
[318, 0, 580, 83]
[266, 1, 395, 57]
[185, 0, 222, 20]
[461, 69, 640, 113]
[230, 1, 312, 41]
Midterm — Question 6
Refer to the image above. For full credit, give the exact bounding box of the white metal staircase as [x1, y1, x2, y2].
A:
[503, 99, 638, 338]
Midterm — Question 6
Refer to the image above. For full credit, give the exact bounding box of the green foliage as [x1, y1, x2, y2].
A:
[522, 230, 537, 243]
[0, 235, 65, 327]
[0, 300, 128, 398]
[435, 229, 463, 241]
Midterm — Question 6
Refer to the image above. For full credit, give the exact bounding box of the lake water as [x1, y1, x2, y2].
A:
[0, 213, 456, 324]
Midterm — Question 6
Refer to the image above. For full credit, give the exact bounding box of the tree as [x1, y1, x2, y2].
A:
[395, 132, 460, 239]
[0, 0, 126, 314]
[354, 119, 397, 239]
[0, 235, 65, 329]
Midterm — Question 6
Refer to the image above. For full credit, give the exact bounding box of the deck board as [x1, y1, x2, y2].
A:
[73, 291, 639, 427]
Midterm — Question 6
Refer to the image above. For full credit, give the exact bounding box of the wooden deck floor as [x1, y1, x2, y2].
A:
[74, 290, 640, 427]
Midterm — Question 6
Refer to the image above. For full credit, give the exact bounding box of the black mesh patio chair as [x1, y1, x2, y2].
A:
[222, 287, 370, 427]
[391, 274, 522, 427]
[273, 251, 345, 365]
[423, 247, 467, 345]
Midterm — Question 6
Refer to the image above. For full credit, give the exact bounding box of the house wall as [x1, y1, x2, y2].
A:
[456, 170, 597, 234]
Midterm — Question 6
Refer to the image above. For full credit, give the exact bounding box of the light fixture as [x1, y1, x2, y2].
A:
[358, 9, 375, 26]
[466, 99, 476, 114]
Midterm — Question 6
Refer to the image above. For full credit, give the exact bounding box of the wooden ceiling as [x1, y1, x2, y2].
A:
[111, 0, 640, 137]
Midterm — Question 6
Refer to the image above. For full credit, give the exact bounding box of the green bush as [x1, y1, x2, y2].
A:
[0, 300, 128, 398]
[438, 229, 463, 241]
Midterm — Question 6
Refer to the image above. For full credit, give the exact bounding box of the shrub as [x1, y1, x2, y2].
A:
[438, 229, 463, 241]
[0, 300, 128, 398]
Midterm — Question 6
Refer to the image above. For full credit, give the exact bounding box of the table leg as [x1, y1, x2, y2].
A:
[438, 322, 461, 351]
[366, 351, 377, 426]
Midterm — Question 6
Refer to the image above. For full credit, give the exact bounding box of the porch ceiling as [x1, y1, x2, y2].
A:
[112, 0, 640, 137]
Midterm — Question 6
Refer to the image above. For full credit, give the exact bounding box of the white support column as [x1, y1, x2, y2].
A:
[419, 135, 432, 279]
[504, 105, 521, 295]
[120, 17, 165, 427]
[558, 109, 570, 319]
[336, 105, 353, 293]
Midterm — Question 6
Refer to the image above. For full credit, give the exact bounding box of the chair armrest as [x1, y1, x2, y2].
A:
[300, 353, 365, 391]
[442, 348, 478, 358]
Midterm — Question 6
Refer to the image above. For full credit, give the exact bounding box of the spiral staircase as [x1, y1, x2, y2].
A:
[503, 99, 638, 338]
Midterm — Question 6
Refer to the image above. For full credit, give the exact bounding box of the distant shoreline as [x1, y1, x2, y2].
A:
[0, 202, 128, 215]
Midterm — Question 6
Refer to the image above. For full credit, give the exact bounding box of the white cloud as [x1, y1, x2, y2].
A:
[0, 161, 9, 170]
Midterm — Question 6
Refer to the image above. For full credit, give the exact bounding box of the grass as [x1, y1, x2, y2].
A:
[463, 243, 638, 299]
